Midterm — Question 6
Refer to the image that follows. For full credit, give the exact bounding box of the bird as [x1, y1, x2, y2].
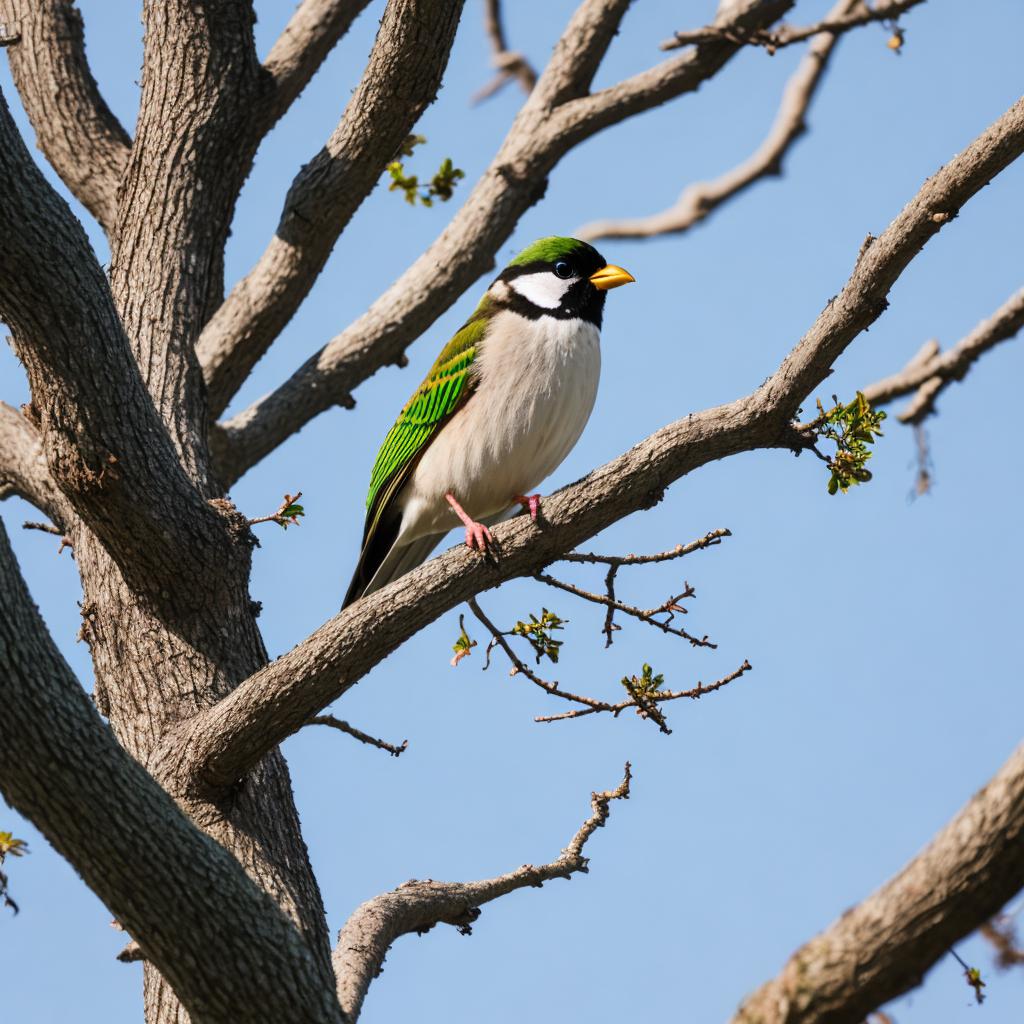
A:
[342, 236, 635, 609]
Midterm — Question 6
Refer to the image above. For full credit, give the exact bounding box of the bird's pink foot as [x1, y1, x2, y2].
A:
[445, 492, 494, 552]
[514, 493, 542, 521]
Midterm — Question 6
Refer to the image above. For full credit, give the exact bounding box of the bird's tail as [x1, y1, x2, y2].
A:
[342, 523, 442, 610]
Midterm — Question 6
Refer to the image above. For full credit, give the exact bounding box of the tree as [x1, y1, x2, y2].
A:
[1, 1, 1022, 1021]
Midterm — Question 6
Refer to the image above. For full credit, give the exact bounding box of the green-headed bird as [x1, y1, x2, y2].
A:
[343, 236, 634, 608]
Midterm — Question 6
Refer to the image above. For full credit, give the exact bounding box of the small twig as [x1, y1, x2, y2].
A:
[534, 660, 752, 725]
[308, 715, 408, 758]
[949, 946, 986, 1004]
[249, 491, 305, 529]
[468, 597, 750, 731]
[22, 520, 73, 555]
[558, 529, 730, 567]
[534, 572, 712, 649]
[661, 0, 924, 53]
[472, 0, 537, 104]
[468, 597, 611, 711]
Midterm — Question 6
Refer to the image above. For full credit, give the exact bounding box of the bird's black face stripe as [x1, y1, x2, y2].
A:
[492, 277, 605, 327]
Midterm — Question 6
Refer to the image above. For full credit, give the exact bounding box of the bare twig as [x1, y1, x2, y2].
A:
[662, 0, 925, 52]
[580, 0, 855, 241]
[534, 661, 753, 726]
[467, 596, 747, 732]
[467, 596, 612, 714]
[558, 529, 732, 567]
[534, 571, 713, 649]
[332, 764, 631, 1022]
[22, 519, 72, 555]
[248, 491, 305, 529]
[472, 0, 537, 104]
[863, 286, 1024, 424]
[308, 715, 408, 758]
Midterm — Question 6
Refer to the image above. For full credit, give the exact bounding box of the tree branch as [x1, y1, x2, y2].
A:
[0, 86, 245, 601]
[662, 0, 925, 53]
[0, 0, 131, 235]
[579, 0, 857, 242]
[308, 714, 408, 757]
[168, 94, 1024, 793]
[332, 763, 631, 1022]
[196, 0, 465, 418]
[211, 0, 799, 486]
[472, 0, 537, 104]
[862, 286, 1024, 424]
[262, 0, 374, 122]
[0, 520, 346, 1024]
[729, 741, 1024, 1024]
[0, 401, 69, 526]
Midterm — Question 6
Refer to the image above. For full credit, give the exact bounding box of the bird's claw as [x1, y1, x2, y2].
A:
[464, 521, 494, 552]
[514, 493, 542, 522]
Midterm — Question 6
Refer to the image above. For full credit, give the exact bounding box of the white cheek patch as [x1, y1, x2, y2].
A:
[509, 271, 574, 309]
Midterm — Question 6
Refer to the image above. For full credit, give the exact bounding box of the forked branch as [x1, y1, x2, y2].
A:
[473, 0, 537, 104]
[333, 764, 631, 1022]
[212, 0, 801, 484]
[580, 0, 858, 241]
[863, 286, 1024, 424]
[662, 0, 925, 52]
[0, 0, 131, 234]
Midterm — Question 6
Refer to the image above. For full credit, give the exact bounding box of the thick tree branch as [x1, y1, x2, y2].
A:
[262, 0, 374, 122]
[333, 764, 630, 1022]
[0, 520, 346, 1024]
[170, 95, 1024, 792]
[0, 0, 131, 235]
[472, 0, 537, 104]
[579, 0, 856, 242]
[110, 0, 272, 483]
[0, 87, 244, 601]
[212, 0, 799, 485]
[0, 401, 69, 526]
[729, 741, 1024, 1024]
[662, 0, 925, 52]
[197, 0, 465, 419]
[862, 286, 1024, 424]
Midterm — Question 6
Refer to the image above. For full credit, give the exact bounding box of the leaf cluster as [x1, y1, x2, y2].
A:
[0, 831, 28, 915]
[620, 662, 664, 698]
[387, 135, 465, 208]
[512, 609, 567, 664]
[815, 391, 887, 495]
[451, 616, 477, 667]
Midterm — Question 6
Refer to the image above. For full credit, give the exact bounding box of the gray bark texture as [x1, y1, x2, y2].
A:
[1, 2, 1022, 1023]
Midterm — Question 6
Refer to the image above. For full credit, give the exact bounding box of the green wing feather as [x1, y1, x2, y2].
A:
[362, 301, 489, 545]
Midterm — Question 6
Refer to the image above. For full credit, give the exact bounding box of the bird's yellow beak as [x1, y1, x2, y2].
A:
[588, 264, 636, 291]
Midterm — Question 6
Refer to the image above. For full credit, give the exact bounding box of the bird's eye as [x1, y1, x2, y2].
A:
[553, 260, 574, 279]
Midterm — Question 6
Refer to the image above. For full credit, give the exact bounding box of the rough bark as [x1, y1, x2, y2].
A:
[730, 742, 1024, 1024]
[0, 520, 346, 1024]
[197, 0, 465, 417]
[0, 0, 131, 234]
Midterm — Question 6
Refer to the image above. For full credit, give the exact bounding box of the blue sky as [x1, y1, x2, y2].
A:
[2, 2, 1023, 1021]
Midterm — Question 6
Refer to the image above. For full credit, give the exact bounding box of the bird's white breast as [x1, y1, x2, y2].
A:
[400, 309, 601, 539]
